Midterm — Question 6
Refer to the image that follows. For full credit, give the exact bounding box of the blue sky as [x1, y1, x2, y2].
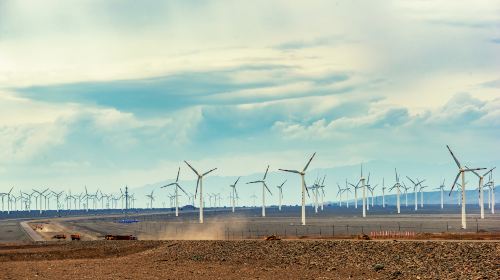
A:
[0, 1, 499, 207]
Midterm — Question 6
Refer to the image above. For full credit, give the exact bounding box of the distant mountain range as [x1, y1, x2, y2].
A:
[336, 188, 500, 206]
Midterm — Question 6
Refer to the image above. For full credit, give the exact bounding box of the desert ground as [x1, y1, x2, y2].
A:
[1, 205, 499, 279]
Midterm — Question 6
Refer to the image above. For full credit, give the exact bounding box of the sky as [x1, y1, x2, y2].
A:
[0, 1, 499, 207]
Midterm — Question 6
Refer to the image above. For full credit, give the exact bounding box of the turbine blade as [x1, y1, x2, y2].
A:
[247, 180, 261, 184]
[263, 165, 269, 180]
[178, 185, 189, 196]
[406, 176, 416, 186]
[446, 145, 462, 168]
[203, 168, 217, 176]
[465, 165, 481, 178]
[234, 176, 241, 186]
[483, 167, 496, 177]
[176, 167, 180, 182]
[184, 161, 200, 176]
[161, 183, 177, 188]
[280, 180, 287, 187]
[279, 169, 301, 174]
[302, 153, 316, 172]
[449, 172, 461, 196]
[264, 183, 272, 195]
[194, 178, 200, 198]
[464, 168, 486, 172]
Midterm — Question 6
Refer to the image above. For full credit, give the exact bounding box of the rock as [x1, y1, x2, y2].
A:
[373, 263, 384, 271]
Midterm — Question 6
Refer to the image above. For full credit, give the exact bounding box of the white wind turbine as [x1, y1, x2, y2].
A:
[146, 190, 155, 209]
[162, 167, 189, 216]
[348, 180, 361, 209]
[0, 187, 14, 214]
[229, 177, 241, 213]
[369, 183, 378, 207]
[279, 153, 315, 226]
[336, 184, 343, 207]
[247, 165, 272, 217]
[486, 171, 495, 214]
[468, 167, 495, 219]
[276, 180, 287, 211]
[32, 188, 49, 214]
[351, 164, 368, 217]
[364, 171, 371, 212]
[446, 145, 485, 229]
[344, 182, 352, 208]
[381, 178, 386, 208]
[184, 160, 217, 224]
[419, 185, 428, 208]
[435, 179, 445, 209]
[389, 168, 401, 214]
[319, 176, 326, 211]
[406, 177, 425, 211]
[402, 182, 410, 207]
[311, 179, 320, 213]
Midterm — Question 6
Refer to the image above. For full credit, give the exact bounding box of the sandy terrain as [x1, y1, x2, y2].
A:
[0, 240, 498, 280]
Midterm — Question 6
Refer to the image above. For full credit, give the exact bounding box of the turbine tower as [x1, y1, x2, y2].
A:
[247, 165, 272, 217]
[446, 145, 485, 229]
[184, 160, 217, 224]
[279, 152, 315, 226]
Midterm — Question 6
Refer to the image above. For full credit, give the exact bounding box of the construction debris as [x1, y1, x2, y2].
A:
[105, 234, 138, 240]
[265, 234, 281, 241]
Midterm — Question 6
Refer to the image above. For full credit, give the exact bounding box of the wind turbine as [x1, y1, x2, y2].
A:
[250, 194, 257, 207]
[468, 167, 495, 219]
[0, 187, 14, 214]
[162, 167, 189, 216]
[276, 180, 286, 211]
[344, 183, 352, 208]
[406, 177, 425, 211]
[351, 164, 368, 217]
[229, 177, 241, 213]
[402, 182, 410, 207]
[336, 183, 343, 207]
[310, 179, 319, 212]
[319, 176, 326, 211]
[247, 165, 272, 217]
[381, 178, 386, 208]
[348, 180, 361, 209]
[146, 190, 155, 209]
[279, 152, 315, 226]
[486, 171, 495, 214]
[32, 188, 49, 214]
[446, 145, 485, 229]
[184, 160, 217, 224]
[368, 184, 377, 208]
[436, 179, 445, 209]
[419, 185, 428, 208]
